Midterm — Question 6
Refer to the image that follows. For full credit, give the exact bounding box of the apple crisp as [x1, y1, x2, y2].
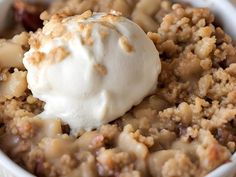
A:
[0, 0, 236, 177]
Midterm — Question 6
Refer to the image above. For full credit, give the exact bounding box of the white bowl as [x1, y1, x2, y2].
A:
[0, 151, 33, 177]
[0, 0, 236, 177]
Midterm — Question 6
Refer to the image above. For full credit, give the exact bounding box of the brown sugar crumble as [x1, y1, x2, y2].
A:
[79, 10, 93, 20]
[94, 63, 108, 76]
[28, 35, 41, 49]
[48, 47, 70, 64]
[0, 0, 236, 177]
[119, 36, 134, 53]
[101, 13, 121, 23]
[81, 23, 94, 46]
[99, 28, 109, 41]
[28, 51, 46, 65]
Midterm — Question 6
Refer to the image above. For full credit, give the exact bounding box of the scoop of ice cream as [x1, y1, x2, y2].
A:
[23, 11, 161, 134]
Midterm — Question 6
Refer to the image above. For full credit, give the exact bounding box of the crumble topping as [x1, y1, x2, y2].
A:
[99, 28, 109, 40]
[27, 51, 45, 65]
[119, 36, 134, 53]
[48, 47, 70, 64]
[80, 23, 94, 46]
[94, 64, 108, 76]
[77, 10, 93, 20]
[28, 35, 41, 49]
[101, 13, 122, 23]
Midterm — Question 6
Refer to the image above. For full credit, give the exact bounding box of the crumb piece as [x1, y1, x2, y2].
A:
[50, 24, 65, 38]
[29, 36, 41, 49]
[227, 90, 236, 104]
[80, 24, 94, 46]
[40, 11, 50, 21]
[77, 10, 92, 21]
[226, 63, 236, 76]
[119, 36, 133, 53]
[48, 47, 69, 64]
[50, 12, 72, 22]
[227, 142, 235, 153]
[27, 95, 38, 104]
[63, 32, 73, 41]
[132, 130, 154, 147]
[101, 13, 121, 22]
[28, 51, 46, 65]
[194, 37, 216, 59]
[94, 64, 108, 76]
[99, 29, 109, 40]
[110, 10, 122, 16]
[200, 58, 212, 70]
[196, 26, 213, 38]
[84, 37, 94, 46]
[89, 135, 105, 149]
[77, 24, 85, 32]
[84, 24, 92, 38]
[147, 32, 161, 44]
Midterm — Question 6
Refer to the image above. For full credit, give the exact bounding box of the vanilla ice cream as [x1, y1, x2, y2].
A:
[23, 11, 161, 134]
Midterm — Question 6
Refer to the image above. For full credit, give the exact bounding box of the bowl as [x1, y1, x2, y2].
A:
[0, 0, 236, 177]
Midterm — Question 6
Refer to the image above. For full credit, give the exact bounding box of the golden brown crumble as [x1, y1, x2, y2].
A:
[78, 10, 93, 20]
[48, 47, 70, 64]
[28, 51, 46, 65]
[0, 1, 236, 177]
[147, 32, 161, 44]
[99, 28, 109, 40]
[28, 35, 41, 49]
[80, 23, 94, 46]
[119, 36, 134, 53]
[101, 13, 121, 23]
[94, 64, 108, 76]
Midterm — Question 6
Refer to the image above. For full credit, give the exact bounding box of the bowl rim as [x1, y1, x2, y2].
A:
[0, 150, 34, 177]
[0, 0, 236, 177]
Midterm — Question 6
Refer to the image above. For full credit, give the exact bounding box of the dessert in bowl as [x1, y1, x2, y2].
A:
[0, 0, 236, 177]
